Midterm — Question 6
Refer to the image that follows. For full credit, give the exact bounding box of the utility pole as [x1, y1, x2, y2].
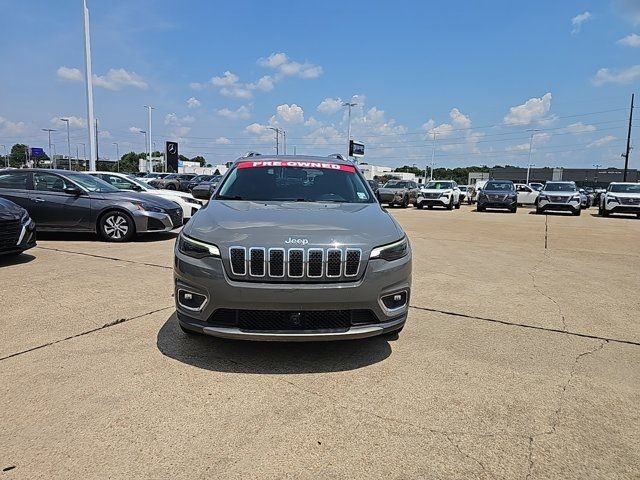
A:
[268, 127, 280, 154]
[526, 129, 541, 184]
[82, 0, 97, 170]
[429, 131, 439, 181]
[42, 128, 56, 168]
[76, 145, 79, 170]
[79, 143, 86, 170]
[283, 130, 287, 155]
[139, 130, 147, 170]
[343, 100, 358, 159]
[144, 105, 154, 172]
[526, 164, 536, 185]
[623, 93, 634, 181]
[95, 119, 99, 162]
[113, 142, 119, 172]
[60, 118, 71, 170]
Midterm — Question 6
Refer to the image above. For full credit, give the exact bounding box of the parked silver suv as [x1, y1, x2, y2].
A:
[174, 156, 412, 341]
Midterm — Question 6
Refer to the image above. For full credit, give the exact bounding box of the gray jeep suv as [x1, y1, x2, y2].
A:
[174, 156, 412, 341]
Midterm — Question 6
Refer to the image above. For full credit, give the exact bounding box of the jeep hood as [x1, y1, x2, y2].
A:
[184, 200, 404, 249]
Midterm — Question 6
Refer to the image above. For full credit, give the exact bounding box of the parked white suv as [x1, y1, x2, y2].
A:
[416, 180, 461, 210]
[599, 182, 640, 218]
[514, 183, 539, 205]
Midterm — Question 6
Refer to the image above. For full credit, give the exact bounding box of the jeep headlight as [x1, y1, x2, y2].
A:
[370, 237, 409, 262]
[177, 234, 220, 258]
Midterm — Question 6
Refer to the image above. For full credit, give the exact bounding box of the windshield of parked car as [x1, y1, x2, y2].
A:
[609, 184, 640, 193]
[424, 181, 454, 190]
[127, 176, 155, 190]
[215, 161, 373, 203]
[484, 181, 515, 191]
[164, 174, 178, 180]
[384, 180, 409, 188]
[66, 173, 119, 193]
[543, 182, 577, 192]
[143, 173, 164, 179]
[192, 175, 211, 182]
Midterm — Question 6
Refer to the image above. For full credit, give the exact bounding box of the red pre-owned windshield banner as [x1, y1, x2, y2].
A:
[237, 160, 356, 172]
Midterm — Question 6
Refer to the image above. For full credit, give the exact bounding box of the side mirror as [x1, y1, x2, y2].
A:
[131, 184, 143, 191]
[191, 189, 210, 200]
[64, 186, 82, 195]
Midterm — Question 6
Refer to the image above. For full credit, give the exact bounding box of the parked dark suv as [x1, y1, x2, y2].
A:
[476, 180, 518, 213]
[0, 169, 183, 242]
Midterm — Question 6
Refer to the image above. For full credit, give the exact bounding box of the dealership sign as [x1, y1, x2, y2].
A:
[166, 141, 179, 171]
[349, 140, 365, 157]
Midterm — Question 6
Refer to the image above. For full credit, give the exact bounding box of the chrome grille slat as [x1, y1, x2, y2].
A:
[228, 247, 363, 281]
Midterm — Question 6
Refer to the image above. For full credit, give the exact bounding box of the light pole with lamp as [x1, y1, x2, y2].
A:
[143, 105, 154, 172]
[428, 131, 439, 181]
[138, 130, 147, 171]
[343, 100, 358, 159]
[1, 144, 7, 167]
[113, 142, 120, 172]
[267, 127, 280, 154]
[526, 129, 541, 184]
[78, 143, 86, 170]
[42, 128, 56, 168]
[60, 118, 72, 170]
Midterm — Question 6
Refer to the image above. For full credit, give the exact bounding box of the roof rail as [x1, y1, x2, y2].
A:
[327, 153, 346, 160]
[242, 151, 262, 158]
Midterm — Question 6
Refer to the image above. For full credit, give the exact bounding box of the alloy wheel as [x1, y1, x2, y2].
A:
[104, 214, 129, 240]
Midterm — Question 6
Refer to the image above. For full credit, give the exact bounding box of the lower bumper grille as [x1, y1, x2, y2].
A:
[208, 309, 378, 331]
[0, 220, 21, 249]
[168, 208, 183, 227]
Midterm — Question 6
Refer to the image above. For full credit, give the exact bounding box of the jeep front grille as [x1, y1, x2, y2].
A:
[227, 247, 362, 282]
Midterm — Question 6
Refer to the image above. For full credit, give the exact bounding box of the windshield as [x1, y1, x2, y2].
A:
[485, 181, 514, 191]
[66, 173, 119, 193]
[192, 175, 211, 182]
[424, 181, 454, 190]
[610, 184, 640, 193]
[543, 182, 577, 192]
[384, 180, 409, 188]
[128, 176, 155, 190]
[215, 160, 373, 203]
[164, 174, 178, 180]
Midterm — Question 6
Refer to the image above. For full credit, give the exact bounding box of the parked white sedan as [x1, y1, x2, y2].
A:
[514, 183, 539, 205]
[88, 172, 204, 222]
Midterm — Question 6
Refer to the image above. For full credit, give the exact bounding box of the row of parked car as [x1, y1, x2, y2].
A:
[372, 178, 640, 217]
[131, 172, 223, 200]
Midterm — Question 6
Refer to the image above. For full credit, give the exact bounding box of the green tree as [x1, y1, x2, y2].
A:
[9, 143, 29, 167]
[191, 155, 206, 166]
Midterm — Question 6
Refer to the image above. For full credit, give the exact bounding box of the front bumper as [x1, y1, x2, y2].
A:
[538, 199, 580, 212]
[378, 192, 404, 204]
[604, 202, 640, 214]
[477, 197, 517, 209]
[135, 208, 183, 233]
[417, 195, 450, 207]
[0, 219, 36, 255]
[174, 249, 412, 341]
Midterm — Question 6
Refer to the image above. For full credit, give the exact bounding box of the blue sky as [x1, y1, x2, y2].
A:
[0, 0, 639, 169]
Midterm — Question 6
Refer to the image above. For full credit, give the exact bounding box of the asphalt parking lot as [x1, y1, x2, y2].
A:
[1, 205, 639, 479]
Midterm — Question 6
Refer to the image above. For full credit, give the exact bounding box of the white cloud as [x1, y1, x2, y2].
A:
[588, 135, 617, 147]
[618, 33, 640, 47]
[592, 65, 640, 85]
[129, 126, 144, 134]
[449, 108, 471, 129]
[211, 71, 239, 87]
[0, 116, 26, 135]
[564, 122, 596, 134]
[220, 86, 252, 99]
[276, 103, 304, 123]
[214, 137, 231, 145]
[245, 123, 268, 135]
[164, 113, 195, 126]
[248, 75, 275, 91]
[92, 68, 147, 90]
[258, 52, 323, 79]
[56, 66, 83, 82]
[51, 115, 86, 128]
[189, 82, 205, 90]
[317, 97, 343, 114]
[98, 130, 112, 139]
[504, 93, 552, 125]
[217, 105, 251, 120]
[186, 97, 201, 108]
[571, 11, 592, 34]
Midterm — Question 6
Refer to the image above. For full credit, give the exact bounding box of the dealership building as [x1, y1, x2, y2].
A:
[486, 166, 639, 188]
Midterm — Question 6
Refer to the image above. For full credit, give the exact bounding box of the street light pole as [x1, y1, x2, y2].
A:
[429, 131, 439, 180]
[113, 142, 120, 172]
[593, 164, 602, 185]
[60, 118, 71, 170]
[526, 129, 541, 184]
[143, 105, 154, 172]
[79, 143, 86, 170]
[526, 163, 536, 185]
[139, 130, 147, 171]
[1, 144, 7, 167]
[283, 130, 287, 155]
[42, 128, 56, 168]
[343, 101, 358, 159]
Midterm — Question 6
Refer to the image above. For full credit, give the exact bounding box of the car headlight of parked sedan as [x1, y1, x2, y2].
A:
[177, 233, 220, 259]
[370, 237, 409, 261]
[133, 202, 166, 213]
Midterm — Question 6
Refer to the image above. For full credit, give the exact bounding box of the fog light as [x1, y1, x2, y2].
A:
[177, 289, 207, 311]
[381, 291, 408, 311]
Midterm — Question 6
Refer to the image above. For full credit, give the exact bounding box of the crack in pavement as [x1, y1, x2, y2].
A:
[528, 252, 568, 332]
[525, 340, 608, 479]
[409, 305, 640, 347]
[0, 306, 174, 362]
[35, 246, 172, 270]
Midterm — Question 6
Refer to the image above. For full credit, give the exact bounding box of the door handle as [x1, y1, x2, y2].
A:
[32, 198, 45, 203]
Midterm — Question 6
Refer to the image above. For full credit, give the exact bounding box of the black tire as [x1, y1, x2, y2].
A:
[602, 207, 609, 217]
[536, 206, 543, 215]
[98, 210, 135, 242]
[477, 206, 485, 212]
[427, 205, 434, 210]
[447, 198, 454, 210]
[401, 195, 409, 208]
[455, 199, 461, 209]
[416, 202, 424, 210]
[637, 213, 640, 219]
[573, 208, 581, 216]
[510, 205, 518, 213]
[165, 183, 176, 190]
